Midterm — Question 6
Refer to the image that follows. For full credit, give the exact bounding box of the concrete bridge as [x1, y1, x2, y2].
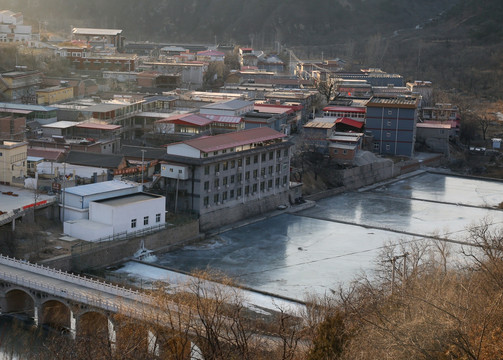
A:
[0, 254, 203, 358]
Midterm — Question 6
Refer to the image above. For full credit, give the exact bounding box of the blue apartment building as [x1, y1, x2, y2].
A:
[365, 96, 419, 157]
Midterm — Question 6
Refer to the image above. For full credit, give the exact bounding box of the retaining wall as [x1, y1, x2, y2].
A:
[199, 192, 291, 232]
[41, 220, 200, 272]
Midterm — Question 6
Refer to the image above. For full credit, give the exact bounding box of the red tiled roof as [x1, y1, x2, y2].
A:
[156, 114, 212, 126]
[180, 127, 285, 153]
[335, 117, 364, 129]
[323, 106, 366, 113]
[27, 147, 66, 161]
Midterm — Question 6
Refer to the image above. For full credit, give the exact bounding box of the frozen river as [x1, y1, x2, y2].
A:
[117, 172, 503, 302]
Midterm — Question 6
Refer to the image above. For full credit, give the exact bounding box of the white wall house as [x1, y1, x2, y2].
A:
[63, 192, 166, 242]
[0, 10, 33, 43]
[60, 180, 142, 221]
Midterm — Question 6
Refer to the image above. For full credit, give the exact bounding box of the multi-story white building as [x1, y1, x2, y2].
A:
[0, 10, 32, 44]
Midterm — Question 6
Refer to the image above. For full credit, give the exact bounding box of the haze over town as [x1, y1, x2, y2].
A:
[0, 1, 503, 359]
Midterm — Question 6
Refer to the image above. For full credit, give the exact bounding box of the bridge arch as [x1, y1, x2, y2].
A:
[3, 288, 36, 321]
[77, 310, 109, 338]
[41, 299, 72, 334]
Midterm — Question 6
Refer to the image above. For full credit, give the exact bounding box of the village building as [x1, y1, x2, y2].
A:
[0, 10, 33, 44]
[0, 114, 26, 141]
[366, 96, 420, 157]
[36, 85, 74, 105]
[200, 99, 254, 117]
[0, 140, 27, 185]
[0, 70, 42, 103]
[161, 127, 295, 231]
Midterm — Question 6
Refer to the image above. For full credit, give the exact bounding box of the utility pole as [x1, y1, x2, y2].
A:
[385, 252, 409, 295]
[62, 163, 66, 223]
[140, 149, 146, 190]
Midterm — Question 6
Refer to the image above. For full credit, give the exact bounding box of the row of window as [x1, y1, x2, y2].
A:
[203, 164, 288, 190]
[324, 112, 365, 118]
[204, 149, 288, 175]
[131, 213, 162, 229]
[203, 176, 288, 206]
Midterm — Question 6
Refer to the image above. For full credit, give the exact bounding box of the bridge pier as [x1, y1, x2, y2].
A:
[70, 310, 77, 339]
[33, 304, 39, 326]
[108, 318, 117, 352]
[147, 330, 160, 356]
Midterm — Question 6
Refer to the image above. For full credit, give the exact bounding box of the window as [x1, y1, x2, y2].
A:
[268, 166, 273, 175]
[269, 151, 274, 160]
[261, 153, 266, 162]
[222, 192, 228, 201]
[230, 175, 235, 184]
[214, 179, 220, 188]
[254, 155, 259, 164]
[204, 166, 209, 175]
[277, 150, 281, 158]
[343, 150, 347, 155]
[237, 188, 242, 197]
[245, 171, 250, 180]
[131, 219, 137, 228]
[260, 182, 265, 191]
[373, 143, 380, 150]
[386, 132, 391, 138]
[284, 149, 288, 157]
[387, 120, 392, 126]
[223, 161, 228, 171]
[246, 157, 251, 165]
[276, 164, 280, 173]
[231, 160, 236, 169]
[261, 168, 266, 176]
[333, 149, 338, 154]
[268, 179, 273, 188]
[204, 196, 209, 206]
[214, 194, 219, 203]
[386, 144, 391, 151]
[144, 216, 149, 226]
[237, 173, 242, 182]
[213, 151, 218, 156]
[275, 178, 280, 187]
[203, 153, 208, 158]
[156, 213, 161, 223]
[388, 110, 393, 115]
[214, 164, 220, 173]
[283, 176, 287, 185]
[245, 185, 250, 195]
[222, 149, 227, 154]
[253, 169, 258, 178]
[204, 181, 210, 190]
[238, 158, 243, 167]
[252, 184, 257, 193]
[223, 177, 228, 185]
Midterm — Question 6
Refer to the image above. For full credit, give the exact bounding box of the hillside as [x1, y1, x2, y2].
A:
[1, 0, 502, 98]
[1, 0, 453, 45]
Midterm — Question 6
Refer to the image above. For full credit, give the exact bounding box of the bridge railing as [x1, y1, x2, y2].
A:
[0, 254, 152, 305]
